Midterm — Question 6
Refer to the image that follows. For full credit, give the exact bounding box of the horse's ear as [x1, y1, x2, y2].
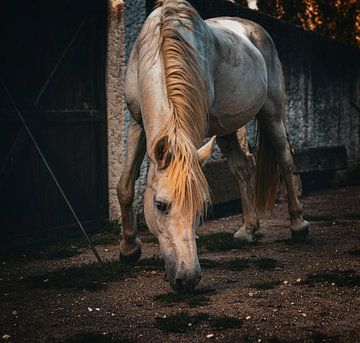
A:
[154, 136, 172, 170]
[197, 136, 216, 167]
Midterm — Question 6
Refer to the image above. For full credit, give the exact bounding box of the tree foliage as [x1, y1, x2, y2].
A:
[249, 0, 359, 48]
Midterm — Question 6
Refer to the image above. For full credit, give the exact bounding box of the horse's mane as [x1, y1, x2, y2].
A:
[141, 0, 211, 218]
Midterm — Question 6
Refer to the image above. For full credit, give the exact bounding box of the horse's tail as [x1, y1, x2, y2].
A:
[254, 122, 281, 212]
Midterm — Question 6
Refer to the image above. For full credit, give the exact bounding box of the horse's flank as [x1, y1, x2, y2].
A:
[138, 0, 211, 219]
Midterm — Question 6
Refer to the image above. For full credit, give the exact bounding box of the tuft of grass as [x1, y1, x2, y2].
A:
[304, 213, 360, 222]
[200, 257, 280, 272]
[209, 316, 243, 330]
[345, 213, 360, 220]
[304, 214, 337, 222]
[26, 259, 132, 291]
[103, 219, 121, 233]
[137, 255, 165, 271]
[225, 258, 252, 271]
[154, 288, 216, 307]
[252, 257, 279, 270]
[59, 332, 133, 343]
[301, 270, 360, 287]
[348, 249, 360, 256]
[199, 258, 223, 269]
[1, 222, 121, 261]
[155, 312, 208, 333]
[309, 331, 339, 343]
[197, 232, 257, 252]
[155, 312, 242, 333]
[249, 280, 281, 290]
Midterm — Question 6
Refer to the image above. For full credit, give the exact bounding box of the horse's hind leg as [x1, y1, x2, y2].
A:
[217, 132, 259, 242]
[117, 117, 146, 263]
[257, 107, 309, 241]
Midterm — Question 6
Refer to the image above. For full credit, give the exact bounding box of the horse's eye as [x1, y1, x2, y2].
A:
[155, 200, 170, 214]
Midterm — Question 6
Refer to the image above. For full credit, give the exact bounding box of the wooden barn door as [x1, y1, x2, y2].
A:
[0, 0, 108, 245]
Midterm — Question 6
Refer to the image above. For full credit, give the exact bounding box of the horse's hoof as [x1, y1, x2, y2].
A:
[290, 220, 309, 242]
[119, 238, 142, 265]
[234, 226, 256, 243]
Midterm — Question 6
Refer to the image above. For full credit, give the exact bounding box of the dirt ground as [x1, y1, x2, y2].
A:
[1, 186, 360, 343]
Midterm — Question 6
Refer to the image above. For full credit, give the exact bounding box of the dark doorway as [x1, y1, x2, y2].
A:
[0, 0, 108, 245]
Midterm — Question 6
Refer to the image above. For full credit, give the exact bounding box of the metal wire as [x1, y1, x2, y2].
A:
[0, 77, 103, 264]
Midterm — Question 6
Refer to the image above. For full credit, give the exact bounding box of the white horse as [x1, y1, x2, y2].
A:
[117, 0, 309, 292]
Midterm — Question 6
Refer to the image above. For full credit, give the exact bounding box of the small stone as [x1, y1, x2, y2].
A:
[206, 334, 214, 339]
[12, 311, 17, 316]
[248, 292, 254, 297]
[43, 279, 49, 283]
[2, 334, 11, 341]
[87, 307, 93, 312]
[283, 280, 288, 285]
[104, 249, 109, 252]
[111, 313, 116, 316]
[296, 278, 301, 283]
[301, 313, 307, 317]
[246, 316, 251, 320]
[95, 308, 100, 311]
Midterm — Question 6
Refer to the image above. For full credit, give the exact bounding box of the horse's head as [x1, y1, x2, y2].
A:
[144, 135, 216, 292]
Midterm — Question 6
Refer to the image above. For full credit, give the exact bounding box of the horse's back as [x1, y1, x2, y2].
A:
[206, 17, 280, 71]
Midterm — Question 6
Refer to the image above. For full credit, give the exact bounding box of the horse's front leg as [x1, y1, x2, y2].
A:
[117, 118, 146, 263]
[217, 132, 259, 242]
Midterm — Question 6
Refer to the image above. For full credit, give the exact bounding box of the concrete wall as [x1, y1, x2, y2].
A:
[107, 0, 147, 220]
[107, 0, 360, 220]
[107, 0, 126, 220]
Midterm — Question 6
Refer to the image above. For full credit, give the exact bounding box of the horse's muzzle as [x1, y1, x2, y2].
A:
[167, 263, 203, 293]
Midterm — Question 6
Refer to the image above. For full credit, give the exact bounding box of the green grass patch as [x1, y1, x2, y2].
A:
[154, 288, 216, 307]
[304, 213, 360, 222]
[1, 222, 121, 261]
[199, 257, 280, 271]
[155, 312, 208, 333]
[197, 232, 257, 251]
[348, 249, 360, 256]
[26, 259, 132, 291]
[252, 257, 279, 270]
[1, 219, 121, 262]
[301, 270, 360, 287]
[137, 255, 165, 270]
[249, 280, 281, 290]
[155, 312, 242, 333]
[304, 214, 337, 222]
[59, 332, 132, 343]
[199, 258, 224, 269]
[209, 316, 243, 330]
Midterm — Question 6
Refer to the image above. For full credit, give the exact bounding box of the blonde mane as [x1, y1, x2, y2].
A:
[153, 0, 211, 218]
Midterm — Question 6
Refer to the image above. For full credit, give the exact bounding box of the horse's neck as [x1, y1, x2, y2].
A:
[138, 6, 216, 146]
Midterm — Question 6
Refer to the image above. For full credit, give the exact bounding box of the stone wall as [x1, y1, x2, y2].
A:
[107, 0, 147, 220]
[107, 0, 126, 220]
